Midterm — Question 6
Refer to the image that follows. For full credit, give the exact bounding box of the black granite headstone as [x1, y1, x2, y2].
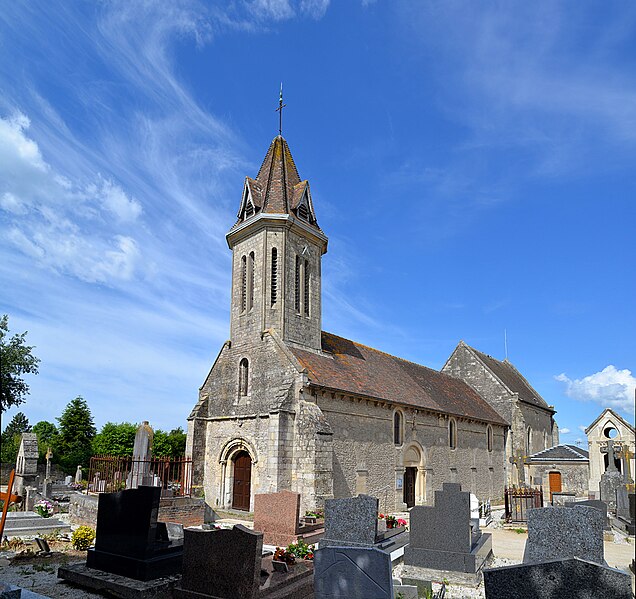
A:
[174, 525, 263, 599]
[86, 485, 182, 581]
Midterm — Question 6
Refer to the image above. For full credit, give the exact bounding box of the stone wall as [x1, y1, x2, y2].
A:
[69, 493, 206, 528]
[527, 462, 590, 502]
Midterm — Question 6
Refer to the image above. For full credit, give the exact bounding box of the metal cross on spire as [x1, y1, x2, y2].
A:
[275, 83, 286, 136]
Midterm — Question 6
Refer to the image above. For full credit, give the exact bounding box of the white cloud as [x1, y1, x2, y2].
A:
[555, 366, 636, 415]
[560, 427, 571, 434]
[247, 0, 329, 21]
[578, 425, 587, 433]
[0, 113, 144, 284]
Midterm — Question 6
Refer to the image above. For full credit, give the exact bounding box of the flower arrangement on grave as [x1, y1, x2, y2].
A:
[304, 509, 324, 520]
[397, 518, 407, 528]
[287, 539, 315, 560]
[273, 547, 296, 565]
[71, 526, 96, 550]
[34, 499, 54, 518]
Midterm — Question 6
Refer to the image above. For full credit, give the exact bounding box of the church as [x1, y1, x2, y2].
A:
[187, 134, 527, 514]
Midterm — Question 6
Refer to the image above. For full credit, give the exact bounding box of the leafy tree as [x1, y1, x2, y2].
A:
[153, 427, 187, 459]
[0, 411, 31, 463]
[0, 315, 40, 413]
[92, 422, 137, 457]
[54, 396, 96, 473]
[32, 420, 59, 461]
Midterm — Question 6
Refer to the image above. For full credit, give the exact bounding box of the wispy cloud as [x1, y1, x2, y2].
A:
[560, 427, 571, 434]
[556, 366, 636, 415]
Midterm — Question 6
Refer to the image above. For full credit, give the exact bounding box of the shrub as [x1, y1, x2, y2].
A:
[71, 526, 95, 550]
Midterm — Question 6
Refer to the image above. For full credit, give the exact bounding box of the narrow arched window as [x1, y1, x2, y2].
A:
[304, 260, 310, 316]
[270, 248, 278, 306]
[248, 252, 255, 310]
[295, 255, 301, 313]
[393, 411, 403, 445]
[240, 255, 247, 312]
[239, 358, 249, 396]
[487, 425, 493, 452]
[449, 418, 457, 450]
[526, 427, 532, 455]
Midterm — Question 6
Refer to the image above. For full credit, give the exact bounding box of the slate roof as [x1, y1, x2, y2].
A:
[291, 332, 508, 426]
[467, 345, 553, 411]
[527, 444, 589, 462]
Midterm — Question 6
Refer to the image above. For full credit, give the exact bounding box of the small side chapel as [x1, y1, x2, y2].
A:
[186, 134, 508, 514]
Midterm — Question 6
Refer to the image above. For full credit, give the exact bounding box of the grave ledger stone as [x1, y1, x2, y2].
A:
[522, 506, 604, 565]
[483, 557, 632, 599]
[85, 485, 183, 581]
[314, 546, 393, 599]
[403, 483, 492, 575]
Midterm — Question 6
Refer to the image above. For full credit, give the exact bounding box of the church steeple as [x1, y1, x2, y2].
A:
[227, 136, 327, 353]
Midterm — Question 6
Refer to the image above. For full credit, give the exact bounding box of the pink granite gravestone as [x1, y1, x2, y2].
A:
[253, 490, 301, 546]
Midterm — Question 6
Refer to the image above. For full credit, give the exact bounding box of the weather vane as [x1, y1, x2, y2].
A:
[275, 83, 286, 136]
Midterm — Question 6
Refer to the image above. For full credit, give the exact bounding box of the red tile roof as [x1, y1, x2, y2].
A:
[292, 332, 509, 426]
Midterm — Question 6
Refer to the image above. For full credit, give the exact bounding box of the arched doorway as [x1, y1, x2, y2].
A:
[402, 443, 425, 508]
[231, 451, 252, 511]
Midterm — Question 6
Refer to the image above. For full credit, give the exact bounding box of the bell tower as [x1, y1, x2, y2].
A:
[226, 135, 328, 352]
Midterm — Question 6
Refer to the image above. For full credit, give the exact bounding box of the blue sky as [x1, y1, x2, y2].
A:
[1, 1, 634, 440]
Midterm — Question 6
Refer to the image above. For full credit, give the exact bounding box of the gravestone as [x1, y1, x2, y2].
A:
[253, 490, 301, 546]
[84, 485, 183, 580]
[563, 499, 609, 529]
[314, 546, 393, 599]
[483, 557, 632, 599]
[393, 584, 418, 599]
[320, 494, 378, 548]
[174, 525, 262, 599]
[599, 440, 624, 513]
[64, 475, 73, 486]
[403, 483, 492, 577]
[14, 433, 38, 497]
[523, 506, 604, 565]
[127, 421, 154, 489]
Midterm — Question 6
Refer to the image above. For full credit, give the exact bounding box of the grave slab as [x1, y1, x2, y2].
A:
[562, 500, 609, 529]
[483, 557, 632, 599]
[314, 545, 393, 599]
[393, 584, 418, 599]
[523, 506, 604, 565]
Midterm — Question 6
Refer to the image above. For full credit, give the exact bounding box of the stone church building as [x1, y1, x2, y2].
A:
[442, 342, 559, 487]
[187, 135, 511, 514]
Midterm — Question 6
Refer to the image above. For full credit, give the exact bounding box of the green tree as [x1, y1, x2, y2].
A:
[54, 396, 96, 473]
[32, 420, 59, 462]
[0, 315, 41, 413]
[153, 427, 187, 459]
[92, 422, 137, 457]
[0, 411, 31, 463]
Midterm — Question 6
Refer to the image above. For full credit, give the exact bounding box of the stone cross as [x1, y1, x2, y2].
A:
[601, 440, 619, 472]
[45, 447, 53, 480]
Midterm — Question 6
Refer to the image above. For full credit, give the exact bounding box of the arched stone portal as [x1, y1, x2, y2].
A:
[218, 438, 258, 511]
[402, 442, 426, 508]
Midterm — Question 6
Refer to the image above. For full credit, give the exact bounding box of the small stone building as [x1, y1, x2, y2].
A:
[442, 342, 559, 487]
[586, 408, 635, 499]
[524, 444, 589, 503]
[186, 135, 508, 514]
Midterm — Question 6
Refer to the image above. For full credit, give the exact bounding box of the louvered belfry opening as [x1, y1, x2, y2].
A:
[248, 252, 255, 311]
[240, 255, 247, 312]
[304, 259, 310, 316]
[270, 247, 278, 306]
[295, 255, 301, 313]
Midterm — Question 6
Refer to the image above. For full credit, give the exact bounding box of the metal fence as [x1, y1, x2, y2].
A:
[87, 455, 192, 497]
[504, 486, 543, 522]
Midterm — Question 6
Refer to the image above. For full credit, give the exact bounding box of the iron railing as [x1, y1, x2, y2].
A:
[87, 455, 192, 497]
[504, 486, 543, 522]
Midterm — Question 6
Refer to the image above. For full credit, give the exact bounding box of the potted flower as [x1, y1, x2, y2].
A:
[385, 515, 397, 529]
[273, 547, 296, 572]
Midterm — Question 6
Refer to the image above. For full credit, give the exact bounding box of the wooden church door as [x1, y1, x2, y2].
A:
[232, 451, 252, 511]
[548, 471, 562, 501]
[404, 467, 417, 508]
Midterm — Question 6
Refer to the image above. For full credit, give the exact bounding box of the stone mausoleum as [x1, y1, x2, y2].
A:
[186, 134, 509, 514]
